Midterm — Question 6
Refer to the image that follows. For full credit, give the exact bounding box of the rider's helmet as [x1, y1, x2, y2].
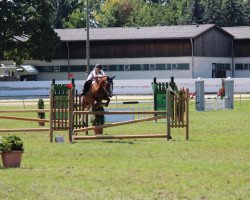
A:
[95, 64, 102, 69]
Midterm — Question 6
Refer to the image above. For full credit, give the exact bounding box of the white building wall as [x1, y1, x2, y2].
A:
[4, 56, 250, 80]
[234, 57, 250, 78]
[193, 57, 232, 78]
[24, 57, 193, 80]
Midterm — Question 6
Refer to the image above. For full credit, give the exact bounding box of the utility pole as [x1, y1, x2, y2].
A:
[86, 0, 90, 79]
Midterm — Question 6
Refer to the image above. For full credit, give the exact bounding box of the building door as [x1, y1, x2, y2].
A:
[212, 63, 230, 78]
[215, 69, 226, 78]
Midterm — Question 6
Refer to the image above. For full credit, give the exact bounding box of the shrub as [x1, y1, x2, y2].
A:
[0, 135, 24, 152]
[37, 99, 45, 119]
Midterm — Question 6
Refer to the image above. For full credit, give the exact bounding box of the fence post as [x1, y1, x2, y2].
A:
[68, 79, 75, 143]
[224, 78, 234, 109]
[49, 79, 55, 143]
[166, 90, 172, 140]
[185, 88, 189, 140]
[195, 78, 205, 111]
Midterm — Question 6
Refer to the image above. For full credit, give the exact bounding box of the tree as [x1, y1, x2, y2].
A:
[222, 0, 245, 26]
[185, 0, 204, 24]
[243, 0, 250, 25]
[64, 0, 102, 28]
[0, 0, 61, 65]
[203, 0, 223, 25]
[136, 1, 180, 26]
[51, 0, 79, 28]
[146, 0, 170, 4]
[94, 0, 133, 27]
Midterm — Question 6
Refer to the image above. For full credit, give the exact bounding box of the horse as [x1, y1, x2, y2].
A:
[79, 76, 115, 126]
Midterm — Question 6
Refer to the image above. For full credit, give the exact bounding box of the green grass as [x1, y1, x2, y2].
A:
[0, 100, 249, 200]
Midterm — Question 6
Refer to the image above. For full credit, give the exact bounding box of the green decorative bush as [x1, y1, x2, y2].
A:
[91, 106, 105, 126]
[0, 135, 24, 152]
[37, 98, 45, 119]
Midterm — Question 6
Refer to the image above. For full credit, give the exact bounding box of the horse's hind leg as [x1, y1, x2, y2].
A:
[79, 97, 89, 127]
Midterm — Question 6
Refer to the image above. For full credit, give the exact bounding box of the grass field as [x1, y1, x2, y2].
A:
[0, 99, 249, 200]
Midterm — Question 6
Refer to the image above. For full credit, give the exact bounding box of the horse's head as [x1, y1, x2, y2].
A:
[104, 76, 115, 97]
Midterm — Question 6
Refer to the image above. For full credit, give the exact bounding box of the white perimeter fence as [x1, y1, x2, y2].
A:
[0, 78, 250, 98]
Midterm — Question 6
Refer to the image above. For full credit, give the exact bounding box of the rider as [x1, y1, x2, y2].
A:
[82, 64, 106, 95]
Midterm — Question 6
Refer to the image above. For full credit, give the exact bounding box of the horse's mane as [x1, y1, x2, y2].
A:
[96, 76, 108, 91]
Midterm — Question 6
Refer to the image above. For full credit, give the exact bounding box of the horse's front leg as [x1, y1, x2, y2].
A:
[93, 100, 103, 108]
[104, 97, 110, 107]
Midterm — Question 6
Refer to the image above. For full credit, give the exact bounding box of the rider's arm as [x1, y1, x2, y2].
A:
[99, 70, 106, 76]
[93, 70, 106, 79]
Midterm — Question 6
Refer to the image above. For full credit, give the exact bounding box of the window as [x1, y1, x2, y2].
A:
[172, 64, 178, 70]
[60, 66, 69, 72]
[166, 64, 171, 70]
[149, 64, 156, 70]
[244, 64, 249, 70]
[225, 64, 231, 70]
[124, 65, 130, 71]
[109, 65, 117, 71]
[71, 66, 85, 72]
[34, 62, 191, 72]
[54, 66, 60, 72]
[102, 65, 108, 71]
[130, 64, 141, 71]
[34, 66, 54, 72]
[178, 63, 189, 70]
[213, 63, 231, 70]
[235, 64, 243, 70]
[118, 65, 124, 71]
[143, 64, 149, 70]
[156, 64, 165, 70]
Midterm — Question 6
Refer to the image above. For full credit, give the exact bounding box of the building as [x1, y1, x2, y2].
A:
[2, 24, 250, 80]
[223, 26, 250, 78]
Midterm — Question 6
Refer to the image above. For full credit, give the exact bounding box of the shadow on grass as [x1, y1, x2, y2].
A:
[103, 140, 136, 145]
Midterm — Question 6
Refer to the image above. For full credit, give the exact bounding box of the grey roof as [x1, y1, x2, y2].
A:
[55, 24, 221, 41]
[223, 26, 250, 39]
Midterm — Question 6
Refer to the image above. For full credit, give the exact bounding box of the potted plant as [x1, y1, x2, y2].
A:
[37, 98, 45, 126]
[91, 106, 105, 135]
[0, 135, 24, 168]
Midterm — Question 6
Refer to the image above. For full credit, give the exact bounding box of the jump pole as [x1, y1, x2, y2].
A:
[0, 109, 50, 113]
[74, 115, 166, 134]
[0, 115, 49, 123]
[0, 128, 49, 133]
[74, 134, 167, 140]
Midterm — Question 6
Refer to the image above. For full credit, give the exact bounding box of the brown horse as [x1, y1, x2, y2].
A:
[80, 76, 115, 116]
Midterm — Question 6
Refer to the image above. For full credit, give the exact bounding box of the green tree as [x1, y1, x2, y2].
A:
[243, 0, 250, 25]
[51, 0, 79, 28]
[94, 0, 133, 27]
[222, 0, 245, 26]
[146, 0, 170, 4]
[203, 0, 223, 25]
[64, 0, 102, 28]
[64, 8, 86, 28]
[0, 0, 61, 65]
[185, 0, 204, 24]
[130, 2, 179, 26]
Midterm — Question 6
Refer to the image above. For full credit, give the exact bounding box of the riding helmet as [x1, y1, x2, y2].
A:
[95, 64, 102, 69]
